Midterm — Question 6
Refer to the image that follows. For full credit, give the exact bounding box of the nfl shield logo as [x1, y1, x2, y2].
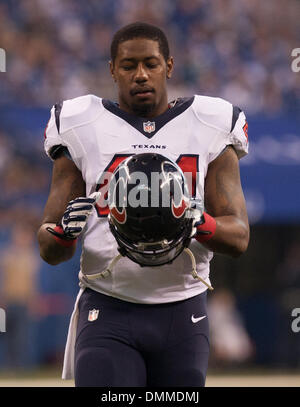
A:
[143, 121, 155, 133]
[88, 309, 99, 322]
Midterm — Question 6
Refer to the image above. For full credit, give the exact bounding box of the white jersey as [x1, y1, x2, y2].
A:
[44, 94, 248, 304]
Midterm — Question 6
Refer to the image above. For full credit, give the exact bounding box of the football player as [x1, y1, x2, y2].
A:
[37, 22, 249, 387]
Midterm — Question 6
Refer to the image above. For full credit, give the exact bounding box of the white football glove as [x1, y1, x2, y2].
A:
[187, 198, 204, 237]
[47, 192, 101, 240]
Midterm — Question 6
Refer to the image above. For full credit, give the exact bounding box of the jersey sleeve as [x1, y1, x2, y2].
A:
[192, 95, 249, 164]
[229, 108, 249, 159]
[43, 94, 104, 164]
[44, 104, 65, 160]
[208, 103, 249, 162]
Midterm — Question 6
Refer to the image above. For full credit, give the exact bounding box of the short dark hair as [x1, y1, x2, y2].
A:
[110, 22, 170, 63]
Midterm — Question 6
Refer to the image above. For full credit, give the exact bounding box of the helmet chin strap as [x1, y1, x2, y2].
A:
[83, 248, 213, 291]
[83, 253, 123, 280]
[183, 248, 214, 290]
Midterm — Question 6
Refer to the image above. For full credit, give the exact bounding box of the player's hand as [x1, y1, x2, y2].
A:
[189, 198, 203, 236]
[47, 192, 101, 241]
[193, 214, 212, 239]
[189, 198, 216, 243]
[61, 192, 101, 238]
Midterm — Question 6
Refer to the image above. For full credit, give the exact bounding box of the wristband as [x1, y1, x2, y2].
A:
[194, 212, 216, 243]
[46, 225, 77, 248]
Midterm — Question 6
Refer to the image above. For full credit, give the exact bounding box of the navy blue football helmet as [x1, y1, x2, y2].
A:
[108, 153, 194, 267]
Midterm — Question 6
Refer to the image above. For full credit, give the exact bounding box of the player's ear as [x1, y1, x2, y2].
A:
[109, 60, 117, 82]
[166, 56, 174, 79]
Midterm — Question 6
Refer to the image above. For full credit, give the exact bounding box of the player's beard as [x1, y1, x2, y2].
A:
[131, 101, 156, 117]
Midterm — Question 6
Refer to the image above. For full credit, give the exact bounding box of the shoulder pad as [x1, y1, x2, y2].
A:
[192, 95, 233, 133]
[59, 94, 104, 133]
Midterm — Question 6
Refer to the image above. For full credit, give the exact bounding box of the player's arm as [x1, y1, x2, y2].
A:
[37, 153, 86, 265]
[195, 145, 249, 257]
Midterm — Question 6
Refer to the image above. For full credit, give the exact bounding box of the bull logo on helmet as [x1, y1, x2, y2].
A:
[110, 205, 126, 224]
[161, 160, 189, 219]
[108, 157, 130, 225]
[171, 196, 189, 218]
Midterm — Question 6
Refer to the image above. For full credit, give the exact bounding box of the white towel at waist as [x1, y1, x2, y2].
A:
[62, 285, 85, 380]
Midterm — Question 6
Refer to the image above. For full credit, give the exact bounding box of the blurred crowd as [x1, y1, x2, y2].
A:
[0, 0, 299, 114]
[0, 0, 300, 372]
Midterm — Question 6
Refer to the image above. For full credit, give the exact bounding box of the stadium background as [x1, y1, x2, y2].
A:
[0, 0, 299, 386]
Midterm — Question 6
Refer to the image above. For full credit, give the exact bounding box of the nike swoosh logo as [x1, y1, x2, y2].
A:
[191, 314, 206, 323]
